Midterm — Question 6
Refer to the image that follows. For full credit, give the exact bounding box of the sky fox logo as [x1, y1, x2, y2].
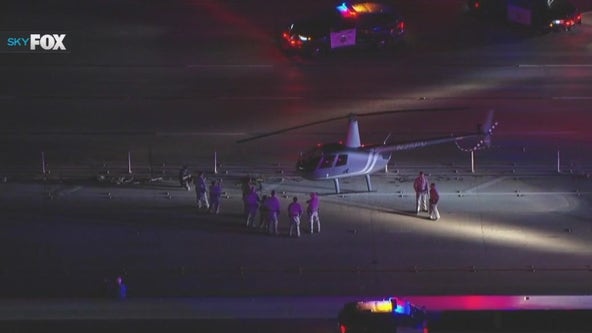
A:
[5, 33, 68, 52]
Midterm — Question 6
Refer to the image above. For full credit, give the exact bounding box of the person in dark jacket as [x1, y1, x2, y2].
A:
[429, 183, 440, 221]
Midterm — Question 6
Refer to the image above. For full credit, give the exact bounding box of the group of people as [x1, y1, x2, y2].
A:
[181, 166, 439, 227]
[244, 185, 321, 238]
[413, 171, 440, 221]
[179, 166, 222, 215]
[181, 168, 322, 236]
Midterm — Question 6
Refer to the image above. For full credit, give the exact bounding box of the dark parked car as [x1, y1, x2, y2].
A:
[278, 1, 406, 57]
[337, 297, 426, 333]
[467, 0, 582, 31]
[546, 0, 582, 31]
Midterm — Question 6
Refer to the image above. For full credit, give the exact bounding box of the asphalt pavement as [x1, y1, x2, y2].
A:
[2, 151, 591, 300]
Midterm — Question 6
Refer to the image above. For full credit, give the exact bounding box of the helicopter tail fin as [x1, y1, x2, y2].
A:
[345, 114, 362, 148]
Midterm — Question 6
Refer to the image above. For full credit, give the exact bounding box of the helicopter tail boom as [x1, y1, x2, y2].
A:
[375, 110, 498, 154]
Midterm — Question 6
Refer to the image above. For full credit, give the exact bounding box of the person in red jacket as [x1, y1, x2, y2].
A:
[413, 171, 429, 214]
[429, 182, 440, 221]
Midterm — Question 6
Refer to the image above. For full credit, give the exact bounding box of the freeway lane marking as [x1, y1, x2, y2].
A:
[552, 96, 592, 100]
[155, 131, 247, 136]
[218, 96, 303, 100]
[186, 64, 274, 69]
[518, 64, 592, 68]
[464, 176, 508, 193]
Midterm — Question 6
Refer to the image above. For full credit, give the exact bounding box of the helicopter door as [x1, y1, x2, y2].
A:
[333, 154, 349, 174]
[319, 155, 336, 168]
[336, 154, 348, 166]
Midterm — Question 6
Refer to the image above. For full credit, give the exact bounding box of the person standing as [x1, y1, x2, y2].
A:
[413, 171, 429, 214]
[115, 276, 127, 300]
[266, 190, 281, 235]
[195, 171, 209, 212]
[429, 182, 440, 221]
[208, 179, 222, 214]
[245, 186, 260, 227]
[257, 194, 269, 230]
[178, 165, 192, 191]
[241, 177, 253, 217]
[306, 192, 321, 234]
[288, 196, 303, 238]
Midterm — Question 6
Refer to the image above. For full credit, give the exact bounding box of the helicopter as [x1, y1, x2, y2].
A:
[237, 107, 497, 194]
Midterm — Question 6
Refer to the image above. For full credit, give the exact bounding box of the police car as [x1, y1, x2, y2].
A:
[278, 1, 406, 57]
[337, 297, 426, 333]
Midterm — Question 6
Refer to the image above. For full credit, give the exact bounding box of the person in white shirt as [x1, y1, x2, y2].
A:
[288, 196, 303, 238]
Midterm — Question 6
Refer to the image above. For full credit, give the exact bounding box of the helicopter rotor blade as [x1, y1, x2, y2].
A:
[355, 106, 469, 118]
[236, 106, 468, 144]
[236, 114, 347, 143]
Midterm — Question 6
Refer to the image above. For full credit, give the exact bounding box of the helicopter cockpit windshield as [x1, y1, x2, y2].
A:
[297, 146, 323, 172]
[297, 143, 347, 173]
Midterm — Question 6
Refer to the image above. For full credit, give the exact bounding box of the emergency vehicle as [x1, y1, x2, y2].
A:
[278, 1, 406, 57]
[337, 297, 426, 333]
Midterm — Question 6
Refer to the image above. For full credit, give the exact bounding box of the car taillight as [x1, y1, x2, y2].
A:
[397, 21, 405, 31]
[340, 324, 347, 333]
[473, 1, 480, 9]
[290, 39, 302, 47]
[282, 32, 303, 48]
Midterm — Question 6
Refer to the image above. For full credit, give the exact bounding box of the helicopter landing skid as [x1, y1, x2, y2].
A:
[332, 174, 373, 194]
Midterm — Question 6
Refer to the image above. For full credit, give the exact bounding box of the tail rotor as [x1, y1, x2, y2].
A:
[456, 109, 498, 152]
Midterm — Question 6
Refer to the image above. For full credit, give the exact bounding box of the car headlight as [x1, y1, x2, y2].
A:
[298, 35, 311, 41]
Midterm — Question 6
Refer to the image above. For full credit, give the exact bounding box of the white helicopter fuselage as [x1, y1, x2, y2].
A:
[241, 109, 496, 194]
[297, 144, 391, 181]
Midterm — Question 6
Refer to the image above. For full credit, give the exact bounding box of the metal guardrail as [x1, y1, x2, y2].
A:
[1, 160, 591, 180]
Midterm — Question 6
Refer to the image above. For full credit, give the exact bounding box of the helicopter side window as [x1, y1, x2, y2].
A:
[319, 155, 336, 169]
[336, 154, 348, 167]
